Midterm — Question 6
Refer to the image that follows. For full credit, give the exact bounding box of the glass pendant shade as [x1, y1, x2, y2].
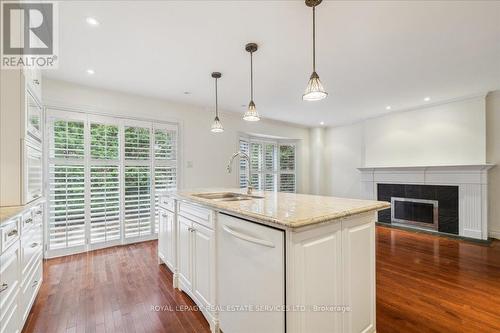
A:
[303, 71, 327, 101]
[243, 100, 260, 121]
[211, 116, 224, 133]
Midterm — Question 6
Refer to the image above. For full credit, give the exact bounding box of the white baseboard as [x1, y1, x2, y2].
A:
[489, 230, 500, 240]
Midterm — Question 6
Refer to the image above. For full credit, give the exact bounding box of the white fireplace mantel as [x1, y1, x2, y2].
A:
[357, 164, 495, 240]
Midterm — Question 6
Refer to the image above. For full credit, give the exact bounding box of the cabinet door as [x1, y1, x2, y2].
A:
[290, 221, 343, 333]
[158, 209, 167, 263]
[25, 92, 42, 145]
[24, 143, 42, 204]
[192, 223, 213, 308]
[164, 211, 175, 269]
[342, 215, 376, 333]
[178, 216, 192, 290]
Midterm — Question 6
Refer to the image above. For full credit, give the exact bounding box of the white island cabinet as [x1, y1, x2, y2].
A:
[158, 189, 389, 333]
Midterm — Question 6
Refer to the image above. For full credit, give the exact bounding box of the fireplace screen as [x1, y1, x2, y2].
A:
[391, 197, 439, 231]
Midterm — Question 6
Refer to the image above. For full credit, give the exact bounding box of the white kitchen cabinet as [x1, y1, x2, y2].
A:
[218, 213, 285, 333]
[341, 215, 376, 333]
[0, 68, 44, 206]
[178, 215, 193, 291]
[289, 220, 343, 333]
[163, 194, 378, 333]
[0, 239, 21, 333]
[0, 202, 44, 333]
[192, 222, 214, 310]
[176, 202, 216, 332]
[158, 207, 175, 272]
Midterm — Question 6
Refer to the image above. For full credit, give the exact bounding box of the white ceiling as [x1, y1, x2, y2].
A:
[45, 0, 500, 127]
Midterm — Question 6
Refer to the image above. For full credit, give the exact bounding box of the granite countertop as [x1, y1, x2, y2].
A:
[0, 205, 26, 225]
[170, 188, 390, 229]
[0, 199, 44, 226]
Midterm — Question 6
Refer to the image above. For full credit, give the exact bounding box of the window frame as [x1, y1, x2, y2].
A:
[45, 108, 180, 258]
[239, 135, 298, 193]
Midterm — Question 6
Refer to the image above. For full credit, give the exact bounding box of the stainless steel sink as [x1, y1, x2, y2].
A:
[192, 192, 264, 202]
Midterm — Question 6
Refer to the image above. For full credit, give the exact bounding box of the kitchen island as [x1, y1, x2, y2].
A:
[157, 189, 390, 333]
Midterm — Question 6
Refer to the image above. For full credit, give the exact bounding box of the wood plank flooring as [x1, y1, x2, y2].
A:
[22, 241, 210, 333]
[23, 227, 500, 333]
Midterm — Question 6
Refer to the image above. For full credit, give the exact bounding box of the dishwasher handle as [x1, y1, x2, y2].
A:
[222, 225, 275, 248]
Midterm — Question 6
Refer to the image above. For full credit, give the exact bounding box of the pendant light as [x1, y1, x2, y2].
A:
[243, 43, 260, 121]
[210, 72, 224, 133]
[303, 0, 328, 101]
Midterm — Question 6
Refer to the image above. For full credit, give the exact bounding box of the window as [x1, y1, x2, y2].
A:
[153, 127, 177, 232]
[239, 137, 297, 193]
[46, 110, 178, 257]
[48, 119, 86, 251]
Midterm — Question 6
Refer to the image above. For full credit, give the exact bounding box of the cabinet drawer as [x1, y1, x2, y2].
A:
[21, 223, 43, 279]
[0, 241, 20, 324]
[20, 259, 42, 323]
[178, 202, 213, 229]
[31, 204, 44, 226]
[0, 300, 19, 333]
[159, 196, 175, 212]
[21, 209, 34, 232]
[1, 218, 20, 253]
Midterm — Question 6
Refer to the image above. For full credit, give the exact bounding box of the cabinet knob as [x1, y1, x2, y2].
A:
[25, 218, 33, 224]
[7, 229, 18, 237]
[32, 280, 38, 287]
[31, 242, 39, 248]
[33, 79, 40, 85]
[0, 283, 7, 293]
[36, 211, 43, 215]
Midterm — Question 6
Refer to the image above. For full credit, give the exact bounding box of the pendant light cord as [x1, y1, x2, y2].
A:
[312, 6, 316, 72]
[250, 51, 254, 101]
[215, 77, 219, 117]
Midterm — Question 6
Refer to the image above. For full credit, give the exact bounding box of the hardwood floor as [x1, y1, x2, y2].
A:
[23, 241, 210, 333]
[377, 225, 500, 333]
[23, 227, 500, 333]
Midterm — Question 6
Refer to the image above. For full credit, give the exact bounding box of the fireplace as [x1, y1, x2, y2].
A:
[358, 165, 494, 240]
[377, 183, 458, 235]
[391, 197, 439, 231]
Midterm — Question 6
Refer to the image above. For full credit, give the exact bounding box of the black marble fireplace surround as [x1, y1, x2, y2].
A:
[377, 183, 459, 235]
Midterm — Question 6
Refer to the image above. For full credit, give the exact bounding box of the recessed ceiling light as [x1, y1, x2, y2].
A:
[424, 97, 431, 102]
[86, 17, 99, 26]
[385, 106, 391, 110]
[320, 121, 325, 126]
[86, 69, 95, 75]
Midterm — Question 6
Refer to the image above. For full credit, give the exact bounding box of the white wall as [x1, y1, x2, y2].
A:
[364, 96, 486, 167]
[324, 95, 487, 198]
[324, 122, 365, 198]
[42, 79, 310, 193]
[486, 91, 500, 239]
[309, 127, 326, 195]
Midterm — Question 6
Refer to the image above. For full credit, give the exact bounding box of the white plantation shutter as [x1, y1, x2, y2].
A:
[48, 117, 87, 251]
[154, 127, 178, 232]
[239, 139, 249, 188]
[46, 109, 179, 257]
[48, 164, 86, 249]
[279, 144, 296, 192]
[240, 137, 297, 193]
[264, 144, 277, 191]
[90, 166, 120, 244]
[124, 124, 152, 239]
[125, 126, 150, 160]
[124, 166, 151, 238]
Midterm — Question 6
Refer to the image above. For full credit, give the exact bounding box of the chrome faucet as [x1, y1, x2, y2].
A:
[227, 151, 253, 195]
